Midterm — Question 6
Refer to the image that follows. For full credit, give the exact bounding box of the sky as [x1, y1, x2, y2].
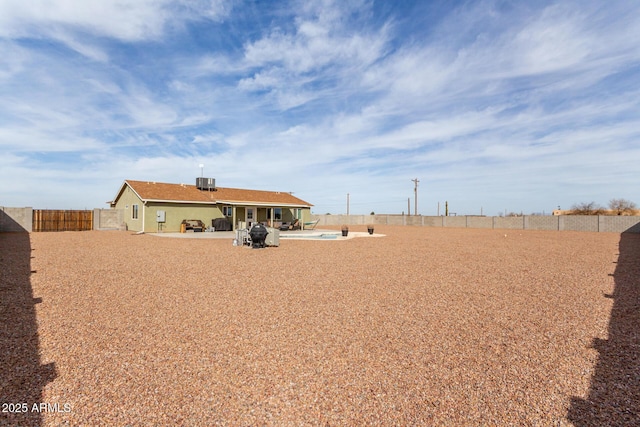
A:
[1, 0, 639, 216]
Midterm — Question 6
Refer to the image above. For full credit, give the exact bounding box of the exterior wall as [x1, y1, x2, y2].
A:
[300, 208, 312, 226]
[467, 216, 493, 229]
[493, 216, 525, 230]
[563, 215, 598, 232]
[311, 214, 640, 233]
[422, 216, 443, 227]
[146, 202, 222, 233]
[113, 186, 145, 231]
[0, 207, 33, 232]
[528, 215, 559, 231]
[235, 207, 246, 228]
[405, 215, 423, 226]
[94, 209, 124, 230]
[443, 216, 466, 228]
[599, 215, 640, 233]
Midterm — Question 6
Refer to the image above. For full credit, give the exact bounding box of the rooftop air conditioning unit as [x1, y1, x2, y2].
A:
[196, 177, 216, 191]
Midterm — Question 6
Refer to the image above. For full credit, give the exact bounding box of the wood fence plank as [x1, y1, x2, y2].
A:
[32, 210, 93, 232]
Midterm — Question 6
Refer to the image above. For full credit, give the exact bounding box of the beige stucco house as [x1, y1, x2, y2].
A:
[110, 179, 313, 233]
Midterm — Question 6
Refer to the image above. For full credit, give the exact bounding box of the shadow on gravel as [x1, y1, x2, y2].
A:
[568, 231, 640, 426]
[1, 231, 57, 427]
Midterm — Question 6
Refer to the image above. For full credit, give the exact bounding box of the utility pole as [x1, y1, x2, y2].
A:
[346, 193, 350, 216]
[407, 198, 411, 216]
[411, 178, 419, 216]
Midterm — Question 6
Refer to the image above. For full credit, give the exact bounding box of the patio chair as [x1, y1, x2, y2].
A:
[279, 219, 301, 231]
[303, 219, 319, 230]
[279, 222, 291, 231]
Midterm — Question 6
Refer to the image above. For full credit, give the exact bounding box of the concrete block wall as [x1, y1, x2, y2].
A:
[311, 214, 640, 233]
[0, 207, 32, 232]
[93, 209, 125, 230]
[528, 215, 559, 230]
[493, 216, 525, 230]
[443, 216, 466, 228]
[422, 216, 443, 227]
[599, 215, 640, 233]
[467, 216, 493, 229]
[563, 215, 598, 232]
[385, 215, 405, 226]
[405, 216, 423, 226]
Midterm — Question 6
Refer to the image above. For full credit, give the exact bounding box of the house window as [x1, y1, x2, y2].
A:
[132, 204, 139, 219]
[267, 208, 282, 220]
[222, 206, 232, 217]
[294, 208, 302, 219]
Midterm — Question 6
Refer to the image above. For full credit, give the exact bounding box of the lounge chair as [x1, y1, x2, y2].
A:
[303, 219, 319, 230]
[279, 222, 291, 231]
[279, 219, 301, 231]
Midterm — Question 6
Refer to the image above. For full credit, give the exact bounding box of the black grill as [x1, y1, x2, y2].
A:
[249, 224, 269, 248]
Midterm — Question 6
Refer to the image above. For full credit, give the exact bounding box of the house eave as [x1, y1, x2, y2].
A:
[217, 200, 312, 208]
[142, 198, 219, 205]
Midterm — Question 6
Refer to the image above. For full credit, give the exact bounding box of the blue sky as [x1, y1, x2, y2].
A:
[1, 0, 639, 215]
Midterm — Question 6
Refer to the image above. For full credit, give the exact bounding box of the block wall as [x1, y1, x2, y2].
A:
[311, 214, 640, 233]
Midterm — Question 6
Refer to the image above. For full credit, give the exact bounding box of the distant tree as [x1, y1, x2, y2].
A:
[370, 211, 375, 215]
[608, 198, 637, 215]
[569, 201, 605, 215]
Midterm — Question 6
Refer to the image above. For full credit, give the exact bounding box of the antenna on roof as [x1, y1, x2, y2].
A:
[199, 164, 204, 177]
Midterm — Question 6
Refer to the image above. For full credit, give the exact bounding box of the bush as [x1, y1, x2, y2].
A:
[569, 202, 605, 215]
[609, 198, 637, 215]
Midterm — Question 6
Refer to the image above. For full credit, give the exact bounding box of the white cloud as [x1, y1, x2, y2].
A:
[0, 0, 232, 41]
[239, 0, 388, 110]
[0, 41, 29, 80]
[0, 0, 167, 41]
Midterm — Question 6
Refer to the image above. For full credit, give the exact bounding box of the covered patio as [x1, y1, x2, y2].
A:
[226, 205, 316, 231]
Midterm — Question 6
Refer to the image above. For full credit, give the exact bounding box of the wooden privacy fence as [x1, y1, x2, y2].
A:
[32, 210, 93, 232]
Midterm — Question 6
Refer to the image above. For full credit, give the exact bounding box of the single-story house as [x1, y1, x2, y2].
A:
[109, 179, 313, 233]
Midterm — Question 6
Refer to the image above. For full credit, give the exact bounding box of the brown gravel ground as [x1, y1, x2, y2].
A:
[1, 226, 638, 426]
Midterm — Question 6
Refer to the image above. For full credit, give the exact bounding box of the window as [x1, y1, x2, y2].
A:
[132, 204, 139, 219]
[267, 208, 282, 220]
[222, 206, 232, 217]
[294, 208, 302, 219]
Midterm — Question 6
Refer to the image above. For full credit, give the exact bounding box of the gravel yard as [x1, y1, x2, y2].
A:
[2, 226, 638, 426]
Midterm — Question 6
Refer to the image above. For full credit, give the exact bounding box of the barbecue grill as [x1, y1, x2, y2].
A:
[248, 223, 269, 248]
